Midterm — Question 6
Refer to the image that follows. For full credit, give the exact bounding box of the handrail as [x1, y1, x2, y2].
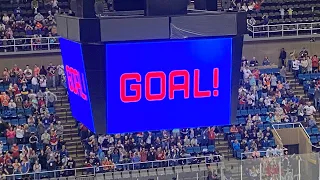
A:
[271, 124, 282, 141]
[0, 36, 60, 52]
[247, 21, 320, 38]
[240, 148, 286, 160]
[272, 122, 310, 138]
[1, 155, 223, 178]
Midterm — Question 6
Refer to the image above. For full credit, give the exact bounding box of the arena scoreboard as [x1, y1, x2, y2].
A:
[60, 37, 242, 134]
[57, 11, 245, 134]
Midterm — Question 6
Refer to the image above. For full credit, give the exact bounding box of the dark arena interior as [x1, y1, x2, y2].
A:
[0, 0, 320, 179]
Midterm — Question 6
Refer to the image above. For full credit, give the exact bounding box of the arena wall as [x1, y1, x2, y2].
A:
[243, 38, 320, 66]
[0, 52, 62, 70]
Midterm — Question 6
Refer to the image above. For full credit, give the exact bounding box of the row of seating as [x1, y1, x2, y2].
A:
[237, 108, 269, 117]
[185, 145, 215, 154]
[99, 164, 211, 180]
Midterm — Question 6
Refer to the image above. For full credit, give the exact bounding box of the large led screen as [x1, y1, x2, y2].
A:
[106, 38, 233, 133]
[60, 38, 95, 132]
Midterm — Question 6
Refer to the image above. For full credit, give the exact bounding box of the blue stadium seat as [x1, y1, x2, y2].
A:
[25, 109, 32, 116]
[11, 119, 19, 125]
[200, 146, 207, 152]
[30, 126, 37, 133]
[308, 88, 315, 95]
[312, 128, 319, 135]
[253, 109, 261, 115]
[48, 107, 55, 113]
[193, 147, 201, 154]
[240, 110, 248, 116]
[247, 109, 254, 115]
[260, 108, 268, 115]
[236, 110, 241, 117]
[235, 133, 241, 140]
[238, 118, 246, 124]
[2, 145, 8, 152]
[19, 118, 27, 125]
[207, 145, 215, 153]
[311, 136, 318, 144]
[306, 128, 312, 135]
[223, 127, 230, 133]
[0, 137, 6, 144]
[186, 147, 194, 154]
[269, 139, 275, 147]
[17, 108, 24, 114]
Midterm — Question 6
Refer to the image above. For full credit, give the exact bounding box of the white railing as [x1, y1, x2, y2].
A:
[272, 122, 310, 138]
[1, 155, 224, 179]
[247, 21, 320, 38]
[0, 36, 60, 53]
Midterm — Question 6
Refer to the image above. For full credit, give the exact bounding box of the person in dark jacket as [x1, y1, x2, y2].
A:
[279, 48, 287, 67]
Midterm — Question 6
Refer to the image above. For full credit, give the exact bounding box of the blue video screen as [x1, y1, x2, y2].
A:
[106, 38, 233, 134]
[60, 38, 96, 132]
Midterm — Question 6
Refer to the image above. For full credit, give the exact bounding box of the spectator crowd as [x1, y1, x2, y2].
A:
[0, 63, 74, 178]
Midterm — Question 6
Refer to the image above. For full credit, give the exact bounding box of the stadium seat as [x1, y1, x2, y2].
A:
[208, 145, 215, 153]
[186, 147, 194, 154]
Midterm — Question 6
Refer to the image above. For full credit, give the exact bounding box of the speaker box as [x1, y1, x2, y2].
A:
[145, 0, 188, 16]
[206, 0, 217, 11]
[221, 0, 231, 9]
[194, 0, 206, 10]
[74, 0, 96, 18]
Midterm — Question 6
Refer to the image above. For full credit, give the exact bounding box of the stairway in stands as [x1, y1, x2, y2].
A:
[50, 87, 85, 168]
[285, 71, 320, 126]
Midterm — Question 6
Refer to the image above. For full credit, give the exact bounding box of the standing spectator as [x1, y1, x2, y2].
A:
[279, 48, 287, 67]
[34, 64, 40, 76]
[57, 65, 64, 86]
[307, 56, 313, 73]
[6, 127, 16, 145]
[31, 75, 39, 93]
[16, 125, 24, 144]
[50, 129, 58, 151]
[24, 65, 33, 82]
[312, 55, 319, 72]
[29, 133, 38, 151]
[288, 8, 293, 19]
[39, 66, 47, 76]
[292, 58, 300, 78]
[39, 76, 47, 92]
[280, 7, 285, 19]
[47, 63, 56, 88]
[55, 121, 64, 138]
[314, 86, 320, 109]
[41, 130, 51, 149]
[280, 66, 286, 82]
[31, 0, 39, 14]
[208, 127, 216, 145]
[45, 90, 57, 107]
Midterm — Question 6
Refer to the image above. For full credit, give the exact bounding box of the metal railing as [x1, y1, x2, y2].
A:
[247, 21, 320, 38]
[272, 122, 310, 138]
[0, 36, 60, 53]
[1, 155, 224, 179]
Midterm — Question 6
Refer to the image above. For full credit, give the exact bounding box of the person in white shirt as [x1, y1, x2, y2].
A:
[243, 67, 252, 81]
[264, 97, 271, 107]
[24, 65, 33, 81]
[8, 99, 16, 109]
[39, 75, 47, 92]
[57, 65, 64, 86]
[292, 59, 300, 78]
[300, 58, 308, 73]
[304, 102, 316, 116]
[31, 75, 39, 93]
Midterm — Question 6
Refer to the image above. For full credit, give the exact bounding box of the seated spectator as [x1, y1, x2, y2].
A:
[2, 14, 9, 24]
[250, 57, 259, 67]
[262, 57, 271, 66]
